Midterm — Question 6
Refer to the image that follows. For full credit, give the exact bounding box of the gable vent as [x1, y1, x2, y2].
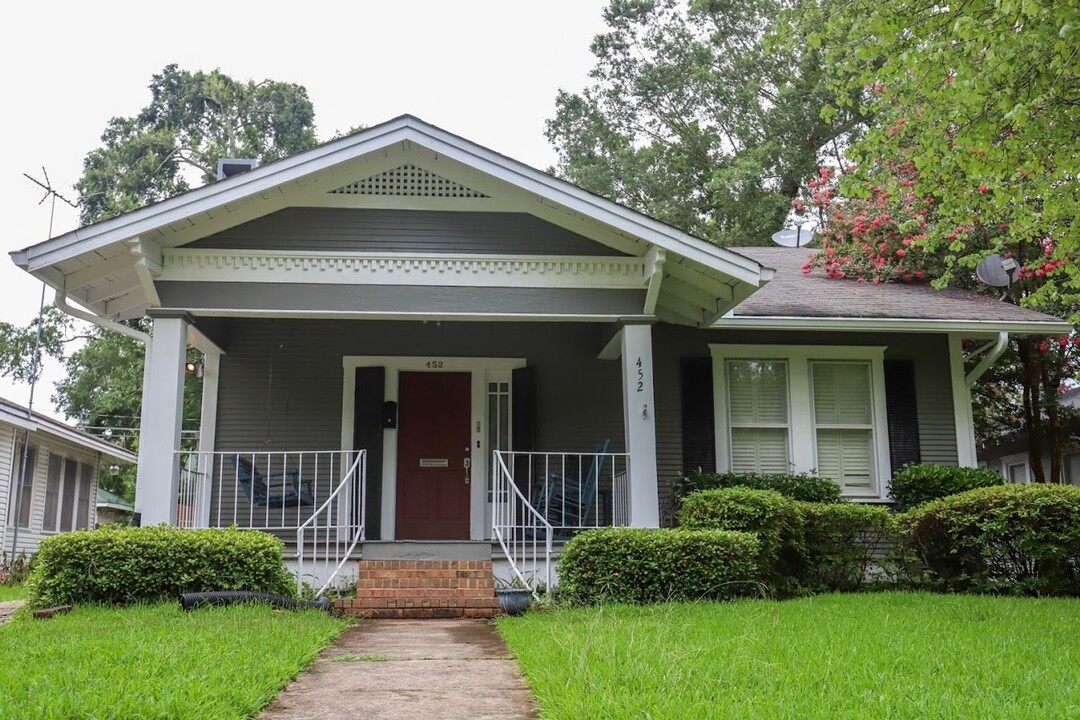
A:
[329, 164, 489, 198]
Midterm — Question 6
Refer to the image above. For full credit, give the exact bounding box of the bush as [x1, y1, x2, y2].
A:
[797, 502, 899, 592]
[672, 469, 843, 506]
[558, 527, 761, 604]
[901, 484, 1080, 596]
[678, 488, 804, 595]
[889, 463, 1004, 509]
[28, 526, 295, 607]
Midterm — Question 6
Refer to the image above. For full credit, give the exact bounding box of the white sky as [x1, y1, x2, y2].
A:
[0, 0, 610, 420]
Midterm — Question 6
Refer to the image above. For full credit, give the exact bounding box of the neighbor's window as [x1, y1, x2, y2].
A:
[42, 453, 94, 533]
[726, 360, 790, 474]
[812, 361, 875, 492]
[7, 443, 36, 529]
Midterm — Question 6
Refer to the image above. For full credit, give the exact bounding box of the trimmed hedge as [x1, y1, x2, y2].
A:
[798, 502, 899, 592]
[889, 463, 1004, 509]
[558, 528, 761, 604]
[28, 526, 295, 607]
[672, 469, 843, 506]
[901, 484, 1080, 596]
[677, 488, 804, 594]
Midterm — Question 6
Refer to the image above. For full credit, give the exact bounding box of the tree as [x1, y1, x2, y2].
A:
[1, 66, 321, 500]
[546, 0, 867, 246]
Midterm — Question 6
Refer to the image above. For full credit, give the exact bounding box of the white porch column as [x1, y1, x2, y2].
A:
[195, 351, 221, 527]
[135, 313, 189, 525]
[621, 323, 660, 527]
[948, 333, 978, 466]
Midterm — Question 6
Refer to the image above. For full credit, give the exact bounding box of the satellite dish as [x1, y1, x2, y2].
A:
[771, 227, 812, 248]
[976, 254, 1020, 287]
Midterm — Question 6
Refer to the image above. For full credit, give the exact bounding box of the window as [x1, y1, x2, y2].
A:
[712, 345, 890, 498]
[1006, 461, 1029, 484]
[41, 453, 94, 533]
[7, 442, 36, 529]
[486, 375, 512, 498]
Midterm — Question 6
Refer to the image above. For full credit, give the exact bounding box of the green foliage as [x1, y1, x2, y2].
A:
[672, 469, 843, 505]
[77, 64, 318, 226]
[0, 305, 74, 384]
[558, 527, 761, 604]
[547, 0, 867, 246]
[28, 526, 295, 607]
[797, 501, 898, 592]
[677, 487, 804, 594]
[0, 602, 346, 718]
[0, 551, 31, 586]
[902, 484, 1080, 596]
[889, 463, 1005, 509]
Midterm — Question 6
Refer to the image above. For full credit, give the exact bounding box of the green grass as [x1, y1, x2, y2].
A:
[0, 584, 27, 602]
[331, 653, 388, 663]
[498, 592, 1080, 719]
[0, 602, 347, 719]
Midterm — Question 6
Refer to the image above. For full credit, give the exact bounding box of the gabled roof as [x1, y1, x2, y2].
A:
[10, 115, 768, 327]
[97, 486, 134, 511]
[0, 397, 136, 462]
[715, 247, 1072, 335]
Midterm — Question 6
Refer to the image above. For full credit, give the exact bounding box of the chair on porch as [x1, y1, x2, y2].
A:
[230, 456, 314, 508]
[531, 439, 610, 538]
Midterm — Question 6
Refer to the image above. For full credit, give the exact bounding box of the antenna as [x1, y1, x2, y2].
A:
[771, 225, 812, 248]
[975, 254, 1021, 300]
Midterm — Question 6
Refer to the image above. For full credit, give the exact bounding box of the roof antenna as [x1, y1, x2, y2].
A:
[9, 169, 78, 557]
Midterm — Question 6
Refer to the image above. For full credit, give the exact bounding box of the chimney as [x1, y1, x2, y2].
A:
[216, 158, 259, 181]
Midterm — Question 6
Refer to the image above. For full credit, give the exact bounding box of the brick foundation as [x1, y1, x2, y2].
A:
[333, 559, 501, 619]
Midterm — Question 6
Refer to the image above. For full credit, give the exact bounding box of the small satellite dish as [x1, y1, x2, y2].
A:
[976, 254, 1020, 287]
[771, 227, 812, 248]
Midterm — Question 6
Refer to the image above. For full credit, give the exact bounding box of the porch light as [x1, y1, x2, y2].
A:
[109, 464, 121, 477]
[185, 358, 204, 378]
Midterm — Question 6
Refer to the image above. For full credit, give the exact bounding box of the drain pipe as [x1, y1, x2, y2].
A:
[54, 289, 150, 344]
[966, 331, 1009, 387]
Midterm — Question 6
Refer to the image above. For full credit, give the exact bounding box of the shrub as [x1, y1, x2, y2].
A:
[672, 469, 843, 506]
[797, 502, 899, 592]
[0, 551, 31, 585]
[678, 488, 804, 595]
[889, 463, 1004, 509]
[558, 527, 761, 604]
[901, 484, 1080, 596]
[28, 526, 295, 607]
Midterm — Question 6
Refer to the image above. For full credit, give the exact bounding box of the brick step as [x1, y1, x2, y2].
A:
[334, 558, 501, 619]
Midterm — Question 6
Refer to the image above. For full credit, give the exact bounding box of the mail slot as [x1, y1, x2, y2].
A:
[419, 458, 449, 468]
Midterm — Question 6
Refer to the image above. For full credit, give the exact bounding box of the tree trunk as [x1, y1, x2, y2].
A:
[1020, 338, 1047, 483]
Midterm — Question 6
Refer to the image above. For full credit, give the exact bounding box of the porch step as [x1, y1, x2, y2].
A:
[334, 558, 500, 619]
[360, 540, 492, 561]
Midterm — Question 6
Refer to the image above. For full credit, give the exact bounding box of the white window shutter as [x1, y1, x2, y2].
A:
[816, 429, 873, 489]
[727, 360, 790, 473]
[813, 363, 871, 425]
[732, 428, 790, 474]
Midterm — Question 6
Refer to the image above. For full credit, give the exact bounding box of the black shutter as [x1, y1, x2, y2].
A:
[884, 359, 921, 471]
[353, 366, 385, 539]
[681, 358, 715, 474]
[511, 365, 537, 451]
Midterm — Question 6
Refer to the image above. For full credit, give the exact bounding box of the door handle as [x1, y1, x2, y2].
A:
[464, 456, 471, 484]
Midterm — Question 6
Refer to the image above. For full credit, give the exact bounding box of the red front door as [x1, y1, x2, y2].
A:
[395, 371, 471, 539]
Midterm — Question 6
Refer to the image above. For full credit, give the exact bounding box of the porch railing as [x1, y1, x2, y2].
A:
[297, 450, 367, 597]
[492, 451, 553, 594]
[176, 461, 203, 529]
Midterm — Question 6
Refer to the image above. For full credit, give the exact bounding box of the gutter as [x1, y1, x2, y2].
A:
[55, 289, 150, 344]
[965, 331, 1009, 387]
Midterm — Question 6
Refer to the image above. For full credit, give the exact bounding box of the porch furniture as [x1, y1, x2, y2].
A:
[231, 456, 314, 508]
[531, 440, 610, 536]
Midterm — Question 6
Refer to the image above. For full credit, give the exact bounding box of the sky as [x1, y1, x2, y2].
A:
[0, 0, 610, 420]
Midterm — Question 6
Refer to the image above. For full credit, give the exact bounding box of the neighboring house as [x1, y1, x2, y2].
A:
[0, 397, 136, 557]
[979, 386, 1080, 484]
[10, 116, 1070, 593]
[96, 487, 135, 525]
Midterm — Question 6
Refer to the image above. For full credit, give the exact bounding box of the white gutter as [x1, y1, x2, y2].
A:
[55, 289, 150, 344]
[965, 331, 1009, 387]
[712, 315, 1071, 335]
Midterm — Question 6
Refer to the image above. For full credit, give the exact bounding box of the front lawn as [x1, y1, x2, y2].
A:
[0, 584, 27, 602]
[0, 602, 347, 719]
[498, 592, 1080, 719]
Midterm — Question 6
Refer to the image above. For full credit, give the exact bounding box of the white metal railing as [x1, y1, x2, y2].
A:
[297, 450, 367, 597]
[176, 461, 203, 529]
[174, 450, 358, 531]
[492, 451, 553, 594]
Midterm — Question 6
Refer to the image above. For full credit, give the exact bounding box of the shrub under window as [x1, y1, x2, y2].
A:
[797, 502, 899, 592]
[889, 463, 1005, 509]
[672, 470, 844, 506]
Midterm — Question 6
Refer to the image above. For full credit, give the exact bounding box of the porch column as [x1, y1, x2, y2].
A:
[621, 323, 660, 527]
[195, 351, 221, 527]
[135, 313, 189, 525]
[948, 333, 978, 466]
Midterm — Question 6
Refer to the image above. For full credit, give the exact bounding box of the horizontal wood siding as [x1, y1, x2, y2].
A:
[0, 423, 13, 548]
[188, 209, 627, 256]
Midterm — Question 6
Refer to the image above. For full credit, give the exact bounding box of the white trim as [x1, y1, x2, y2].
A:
[340, 355, 526, 541]
[195, 352, 221, 527]
[642, 248, 666, 315]
[621, 325, 660, 527]
[160, 249, 647, 289]
[713, 315, 1073, 335]
[173, 308, 654, 323]
[710, 344, 891, 501]
[948, 334, 979, 466]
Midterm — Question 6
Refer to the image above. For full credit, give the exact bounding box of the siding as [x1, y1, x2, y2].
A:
[650, 326, 959, 522]
[188, 209, 627, 256]
[0, 423, 13, 549]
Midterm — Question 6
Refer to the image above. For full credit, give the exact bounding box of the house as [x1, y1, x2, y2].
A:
[96, 486, 135, 525]
[978, 385, 1080, 484]
[9, 116, 1070, 611]
[0, 397, 135, 557]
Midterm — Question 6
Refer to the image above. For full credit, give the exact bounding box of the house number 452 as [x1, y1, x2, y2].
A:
[636, 357, 645, 392]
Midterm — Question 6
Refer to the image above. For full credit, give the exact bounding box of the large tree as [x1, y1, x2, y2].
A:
[2, 66, 320, 499]
[546, 0, 867, 246]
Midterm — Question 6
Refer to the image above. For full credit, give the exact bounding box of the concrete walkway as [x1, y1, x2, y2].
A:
[0, 601, 24, 625]
[261, 619, 537, 720]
